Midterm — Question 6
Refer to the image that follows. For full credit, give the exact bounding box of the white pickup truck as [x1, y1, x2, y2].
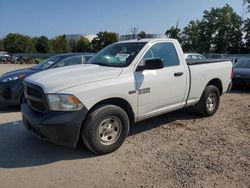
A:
[21, 39, 233, 154]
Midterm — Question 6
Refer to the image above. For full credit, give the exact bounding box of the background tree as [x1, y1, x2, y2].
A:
[91, 31, 118, 52]
[180, 4, 243, 53]
[138, 31, 146, 39]
[0, 39, 4, 51]
[32, 37, 38, 49]
[76, 36, 90, 52]
[67, 39, 78, 52]
[243, 0, 250, 12]
[35, 36, 50, 53]
[203, 5, 243, 53]
[243, 18, 250, 53]
[165, 23, 182, 42]
[181, 20, 204, 53]
[3, 33, 35, 53]
[51, 35, 67, 53]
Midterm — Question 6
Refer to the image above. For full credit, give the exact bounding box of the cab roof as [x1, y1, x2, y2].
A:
[118, 38, 178, 44]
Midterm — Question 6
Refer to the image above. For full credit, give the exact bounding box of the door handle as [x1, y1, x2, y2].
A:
[174, 72, 183, 77]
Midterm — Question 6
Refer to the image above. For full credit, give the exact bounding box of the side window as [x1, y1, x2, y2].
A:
[143, 42, 179, 67]
[198, 55, 204, 59]
[192, 55, 198, 59]
[187, 55, 192, 59]
[55, 56, 82, 67]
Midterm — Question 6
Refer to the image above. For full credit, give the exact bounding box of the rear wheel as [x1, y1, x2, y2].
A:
[81, 105, 130, 155]
[195, 85, 220, 117]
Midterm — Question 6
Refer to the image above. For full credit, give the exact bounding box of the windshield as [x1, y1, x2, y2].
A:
[32, 56, 65, 70]
[234, 59, 250, 69]
[88, 42, 146, 67]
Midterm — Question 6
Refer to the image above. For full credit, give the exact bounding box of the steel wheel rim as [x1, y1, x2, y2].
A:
[206, 92, 217, 111]
[98, 116, 122, 145]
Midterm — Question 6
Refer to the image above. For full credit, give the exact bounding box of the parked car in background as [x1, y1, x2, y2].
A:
[0, 51, 12, 64]
[232, 58, 250, 88]
[205, 54, 228, 59]
[0, 53, 94, 106]
[230, 57, 240, 65]
[0, 56, 14, 64]
[1, 55, 44, 64]
[184, 53, 205, 60]
[0, 51, 10, 57]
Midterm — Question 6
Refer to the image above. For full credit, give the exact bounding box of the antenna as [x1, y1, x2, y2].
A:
[176, 20, 179, 29]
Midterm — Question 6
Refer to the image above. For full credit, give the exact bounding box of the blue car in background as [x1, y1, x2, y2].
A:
[233, 58, 250, 88]
[0, 53, 94, 106]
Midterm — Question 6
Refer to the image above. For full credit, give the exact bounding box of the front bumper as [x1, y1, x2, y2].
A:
[21, 102, 88, 148]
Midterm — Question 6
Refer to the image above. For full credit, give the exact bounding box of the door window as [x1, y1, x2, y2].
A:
[143, 42, 179, 67]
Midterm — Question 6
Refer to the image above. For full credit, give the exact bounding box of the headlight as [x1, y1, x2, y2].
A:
[2, 74, 25, 83]
[47, 94, 83, 111]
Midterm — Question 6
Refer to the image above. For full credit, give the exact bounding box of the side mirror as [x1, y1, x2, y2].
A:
[136, 58, 164, 71]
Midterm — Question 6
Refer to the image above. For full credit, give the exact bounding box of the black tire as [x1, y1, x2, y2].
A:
[81, 105, 130, 155]
[195, 85, 220, 117]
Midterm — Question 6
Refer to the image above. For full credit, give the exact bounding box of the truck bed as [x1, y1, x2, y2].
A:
[186, 59, 232, 106]
[186, 59, 232, 65]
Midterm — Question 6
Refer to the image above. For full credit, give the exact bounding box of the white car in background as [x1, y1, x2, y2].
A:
[0, 51, 10, 57]
[185, 53, 205, 60]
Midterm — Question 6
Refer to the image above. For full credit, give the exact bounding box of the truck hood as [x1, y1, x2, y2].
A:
[25, 64, 122, 93]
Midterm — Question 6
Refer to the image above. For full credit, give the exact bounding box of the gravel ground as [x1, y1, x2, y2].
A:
[0, 64, 249, 188]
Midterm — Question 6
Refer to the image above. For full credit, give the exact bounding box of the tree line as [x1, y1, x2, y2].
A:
[165, 4, 250, 54]
[0, 31, 119, 54]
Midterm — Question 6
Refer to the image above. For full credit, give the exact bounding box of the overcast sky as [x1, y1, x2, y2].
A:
[0, 0, 246, 38]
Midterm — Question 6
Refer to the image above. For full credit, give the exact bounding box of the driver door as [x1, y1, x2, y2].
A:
[134, 42, 187, 118]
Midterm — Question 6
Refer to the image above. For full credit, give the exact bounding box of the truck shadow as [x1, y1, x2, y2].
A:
[0, 107, 201, 169]
[129, 107, 201, 136]
[0, 120, 95, 168]
[229, 88, 250, 94]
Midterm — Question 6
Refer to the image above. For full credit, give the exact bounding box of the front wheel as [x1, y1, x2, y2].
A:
[81, 105, 130, 155]
[195, 85, 220, 117]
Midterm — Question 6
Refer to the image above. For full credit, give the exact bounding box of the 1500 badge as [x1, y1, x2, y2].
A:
[139, 88, 151, 95]
[128, 88, 151, 95]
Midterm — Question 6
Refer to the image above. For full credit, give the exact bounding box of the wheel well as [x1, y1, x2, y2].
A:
[88, 98, 135, 124]
[206, 78, 223, 95]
